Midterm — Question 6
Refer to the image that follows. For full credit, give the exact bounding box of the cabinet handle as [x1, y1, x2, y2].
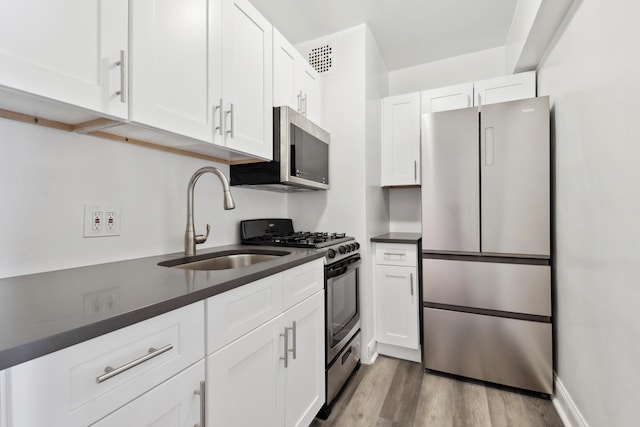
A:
[477, 93, 482, 108]
[302, 93, 308, 116]
[467, 94, 471, 107]
[410, 273, 414, 296]
[115, 50, 127, 103]
[96, 343, 173, 383]
[214, 98, 223, 136]
[414, 160, 417, 182]
[297, 91, 302, 113]
[289, 321, 297, 360]
[384, 252, 405, 257]
[485, 127, 494, 166]
[280, 327, 290, 368]
[193, 380, 206, 427]
[226, 103, 235, 138]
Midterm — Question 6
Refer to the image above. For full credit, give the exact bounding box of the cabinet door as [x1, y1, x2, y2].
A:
[220, 0, 273, 160]
[92, 361, 205, 427]
[421, 82, 474, 113]
[375, 265, 419, 349]
[283, 292, 325, 427]
[273, 28, 299, 112]
[208, 314, 285, 427]
[297, 61, 323, 125]
[130, 0, 213, 142]
[0, 0, 127, 119]
[473, 71, 536, 106]
[381, 92, 421, 186]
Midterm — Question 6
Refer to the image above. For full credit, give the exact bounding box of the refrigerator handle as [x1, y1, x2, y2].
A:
[485, 127, 494, 166]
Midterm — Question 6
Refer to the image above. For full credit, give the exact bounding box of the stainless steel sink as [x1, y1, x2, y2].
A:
[158, 249, 290, 271]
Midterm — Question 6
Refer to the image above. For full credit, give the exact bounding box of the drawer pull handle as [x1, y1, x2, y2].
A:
[96, 343, 173, 384]
[384, 252, 405, 257]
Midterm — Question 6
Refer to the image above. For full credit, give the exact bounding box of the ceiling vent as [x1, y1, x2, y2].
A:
[308, 43, 334, 74]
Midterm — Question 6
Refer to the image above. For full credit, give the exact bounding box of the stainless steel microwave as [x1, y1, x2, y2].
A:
[230, 106, 330, 192]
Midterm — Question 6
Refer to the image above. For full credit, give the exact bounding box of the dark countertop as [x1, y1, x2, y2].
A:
[370, 232, 422, 244]
[0, 245, 324, 371]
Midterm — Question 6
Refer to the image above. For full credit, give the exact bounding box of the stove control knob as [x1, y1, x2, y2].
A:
[328, 249, 336, 259]
[354, 242, 360, 249]
[339, 245, 347, 254]
[350, 243, 357, 251]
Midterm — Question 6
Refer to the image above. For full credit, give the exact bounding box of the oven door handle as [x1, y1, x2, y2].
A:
[326, 257, 361, 279]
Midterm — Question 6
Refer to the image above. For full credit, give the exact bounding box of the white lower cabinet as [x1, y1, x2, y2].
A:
[208, 291, 325, 427]
[375, 265, 419, 350]
[3, 302, 204, 427]
[374, 242, 420, 362]
[0, 260, 325, 427]
[92, 360, 205, 427]
[283, 292, 325, 427]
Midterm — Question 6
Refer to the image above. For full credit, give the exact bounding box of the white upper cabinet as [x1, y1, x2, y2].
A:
[381, 92, 421, 186]
[473, 70, 536, 107]
[130, 0, 214, 142]
[421, 82, 474, 114]
[213, 0, 273, 160]
[0, 0, 128, 119]
[273, 29, 323, 125]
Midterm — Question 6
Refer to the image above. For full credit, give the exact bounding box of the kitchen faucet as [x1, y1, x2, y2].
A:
[185, 166, 236, 256]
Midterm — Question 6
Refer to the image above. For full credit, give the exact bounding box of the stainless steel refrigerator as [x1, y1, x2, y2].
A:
[421, 96, 553, 394]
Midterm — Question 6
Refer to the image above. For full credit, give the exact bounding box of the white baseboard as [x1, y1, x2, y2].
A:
[377, 342, 421, 363]
[362, 338, 378, 364]
[552, 374, 590, 427]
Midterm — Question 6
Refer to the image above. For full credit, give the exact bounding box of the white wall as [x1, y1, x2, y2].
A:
[388, 188, 421, 233]
[292, 24, 389, 362]
[364, 26, 390, 359]
[0, 118, 286, 278]
[388, 47, 507, 96]
[290, 26, 367, 234]
[537, 1, 640, 426]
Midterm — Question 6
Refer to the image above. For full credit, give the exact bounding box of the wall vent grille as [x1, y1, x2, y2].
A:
[308, 44, 333, 74]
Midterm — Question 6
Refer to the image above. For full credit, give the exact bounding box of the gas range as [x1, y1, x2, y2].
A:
[240, 219, 360, 263]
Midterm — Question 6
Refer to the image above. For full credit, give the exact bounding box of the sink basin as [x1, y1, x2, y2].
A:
[158, 249, 291, 271]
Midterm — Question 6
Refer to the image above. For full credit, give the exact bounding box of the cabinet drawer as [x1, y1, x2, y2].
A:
[207, 273, 284, 355]
[423, 307, 552, 394]
[375, 243, 417, 267]
[92, 360, 205, 427]
[6, 302, 204, 427]
[283, 259, 324, 310]
[422, 259, 551, 316]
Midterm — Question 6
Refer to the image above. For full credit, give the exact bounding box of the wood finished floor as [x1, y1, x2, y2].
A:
[311, 356, 564, 427]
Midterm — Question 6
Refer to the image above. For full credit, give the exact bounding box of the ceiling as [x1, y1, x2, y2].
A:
[248, 0, 519, 71]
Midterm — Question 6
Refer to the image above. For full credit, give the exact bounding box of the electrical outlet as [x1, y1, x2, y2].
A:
[105, 211, 116, 230]
[92, 211, 103, 230]
[84, 204, 121, 237]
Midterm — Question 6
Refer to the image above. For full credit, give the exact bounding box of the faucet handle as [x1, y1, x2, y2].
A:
[195, 223, 211, 245]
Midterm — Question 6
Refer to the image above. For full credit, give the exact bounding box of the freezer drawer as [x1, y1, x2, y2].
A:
[422, 258, 551, 317]
[423, 308, 552, 394]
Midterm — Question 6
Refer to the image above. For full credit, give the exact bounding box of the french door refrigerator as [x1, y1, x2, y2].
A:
[421, 96, 552, 394]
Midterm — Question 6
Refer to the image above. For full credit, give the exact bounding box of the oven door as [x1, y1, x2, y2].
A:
[326, 254, 361, 362]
